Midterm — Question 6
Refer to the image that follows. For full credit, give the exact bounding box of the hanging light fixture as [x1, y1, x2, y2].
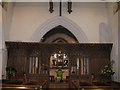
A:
[67, 0, 72, 14]
[49, 0, 54, 13]
[49, 0, 72, 16]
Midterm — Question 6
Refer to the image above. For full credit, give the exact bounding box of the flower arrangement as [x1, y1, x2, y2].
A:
[101, 65, 115, 78]
[6, 66, 17, 80]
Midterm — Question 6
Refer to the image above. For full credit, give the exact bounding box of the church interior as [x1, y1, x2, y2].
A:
[0, 1, 120, 89]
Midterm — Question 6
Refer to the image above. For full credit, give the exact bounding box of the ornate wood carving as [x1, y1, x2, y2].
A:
[5, 41, 113, 82]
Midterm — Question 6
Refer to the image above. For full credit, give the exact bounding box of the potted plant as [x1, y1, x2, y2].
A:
[101, 65, 115, 81]
[6, 66, 17, 80]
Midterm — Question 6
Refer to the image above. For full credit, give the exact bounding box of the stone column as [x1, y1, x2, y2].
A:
[0, 5, 7, 79]
[0, 5, 2, 80]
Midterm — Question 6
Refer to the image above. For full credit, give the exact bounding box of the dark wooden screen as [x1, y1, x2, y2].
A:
[5, 41, 113, 83]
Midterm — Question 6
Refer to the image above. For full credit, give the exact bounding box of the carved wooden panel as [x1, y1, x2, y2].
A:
[5, 42, 113, 82]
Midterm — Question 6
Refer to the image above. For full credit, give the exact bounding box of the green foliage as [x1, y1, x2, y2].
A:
[55, 71, 64, 78]
[101, 65, 115, 77]
[6, 66, 17, 76]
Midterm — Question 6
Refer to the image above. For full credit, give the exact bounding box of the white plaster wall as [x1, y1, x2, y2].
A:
[111, 12, 119, 82]
[64, 2, 108, 42]
[10, 2, 58, 42]
[99, 22, 110, 42]
[106, 3, 119, 82]
[10, 2, 108, 42]
[3, 2, 14, 41]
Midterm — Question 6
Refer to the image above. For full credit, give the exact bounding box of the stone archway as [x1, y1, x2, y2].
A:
[30, 16, 89, 43]
[41, 25, 79, 43]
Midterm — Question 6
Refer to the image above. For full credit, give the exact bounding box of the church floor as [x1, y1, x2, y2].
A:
[49, 81, 69, 89]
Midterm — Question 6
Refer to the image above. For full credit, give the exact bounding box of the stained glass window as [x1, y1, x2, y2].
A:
[50, 51, 68, 68]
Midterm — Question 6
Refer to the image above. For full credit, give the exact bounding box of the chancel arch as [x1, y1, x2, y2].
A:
[31, 16, 89, 43]
[41, 25, 79, 43]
